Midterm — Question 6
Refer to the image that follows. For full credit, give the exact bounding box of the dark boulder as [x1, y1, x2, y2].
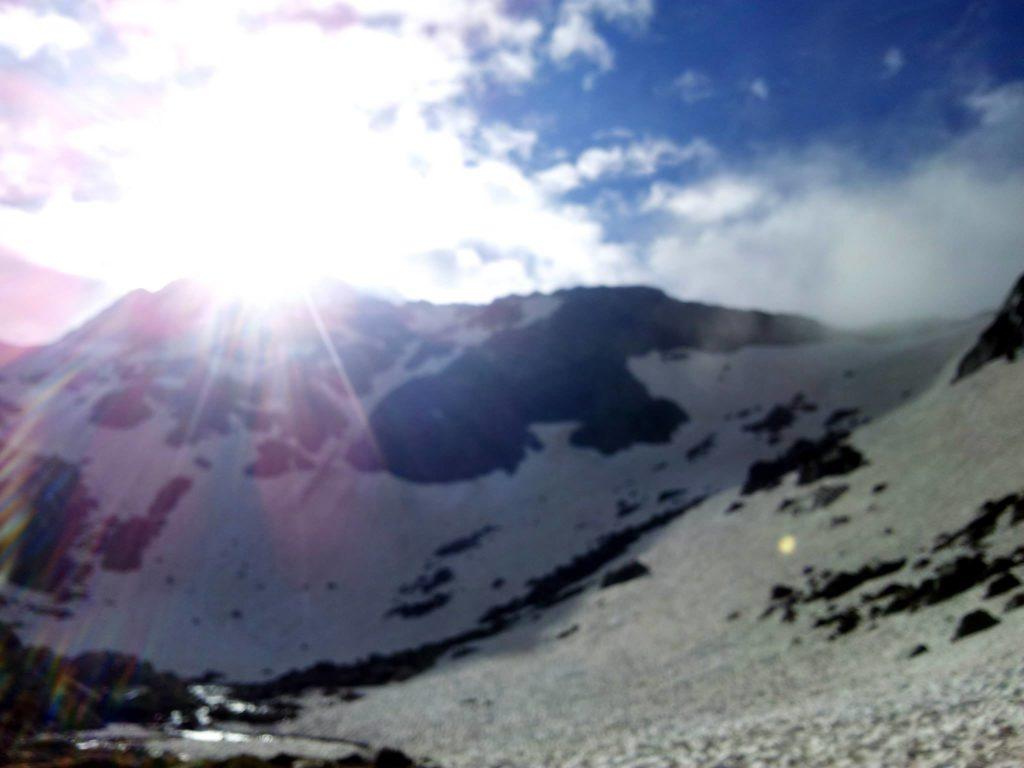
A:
[986, 572, 1021, 598]
[952, 609, 1000, 641]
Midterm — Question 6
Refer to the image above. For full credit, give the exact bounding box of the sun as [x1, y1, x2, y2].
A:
[194, 260, 321, 306]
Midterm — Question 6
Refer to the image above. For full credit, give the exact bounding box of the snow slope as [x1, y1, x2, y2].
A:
[274, 282, 1024, 767]
[0, 274, 1019, 733]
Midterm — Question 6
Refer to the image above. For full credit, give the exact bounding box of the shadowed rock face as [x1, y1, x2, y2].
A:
[956, 271, 1024, 381]
[349, 287, 829, 483]
[3, 456, 97, 594]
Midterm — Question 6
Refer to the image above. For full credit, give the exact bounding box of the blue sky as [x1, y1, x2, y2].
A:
[0, 0, 1022, 343]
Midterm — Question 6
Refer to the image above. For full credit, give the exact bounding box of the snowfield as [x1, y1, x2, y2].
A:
[2, 275, 1023, 766]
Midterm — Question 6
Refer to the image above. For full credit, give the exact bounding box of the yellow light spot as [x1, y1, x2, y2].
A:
[778, 534, 797, 556]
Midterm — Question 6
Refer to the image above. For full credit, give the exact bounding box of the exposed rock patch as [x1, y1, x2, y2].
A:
[685, 433, 715, 462]
[600, 560, 651, 588]
[99, 477, 193, 572]
[762, 490, 1024, 643]
[742, 431, 866, 495]
[743, 393, 818, 444]
[434, 526, 499, 557]
[349, 287, 827, 482]
[2, 456, 97, 594]
[955, 271, 1024, 381]
[90, 387, 154, 429]
[386, 593, 451, 619]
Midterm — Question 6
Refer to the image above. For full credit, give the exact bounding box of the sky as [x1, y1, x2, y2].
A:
[0, 0, 1023, 343]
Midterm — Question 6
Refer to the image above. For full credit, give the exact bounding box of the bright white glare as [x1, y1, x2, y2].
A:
[0, 5, 636, 308]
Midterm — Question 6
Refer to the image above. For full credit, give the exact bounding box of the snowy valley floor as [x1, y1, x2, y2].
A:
[269, 343, 1024, 767]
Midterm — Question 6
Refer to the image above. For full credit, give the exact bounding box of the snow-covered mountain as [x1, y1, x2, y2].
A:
[0, 271, 1021, 729]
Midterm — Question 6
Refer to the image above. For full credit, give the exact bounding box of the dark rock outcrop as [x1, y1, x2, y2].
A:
[743, 393, 817, 445]
[685, 433, 716, 462]
[742, 431, 866, 495]
[2, 456, 97, 593]
[349, 287, 827, 483]
[955, 272, 1024, 381]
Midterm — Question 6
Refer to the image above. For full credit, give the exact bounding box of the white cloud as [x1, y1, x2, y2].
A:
[0, 4, 645, 304]
[882, 47, 905, 78]
[644, 178, 766, 222]
[548, 0, 654, 72]
[672, 69, 713, 103]
[0, 6, 92, 62]
[643, 85, 1024, 327]
[535, 163, 585, 195]
[480, 123, 539, 161]
[749, 78, 770, 100]
[549, 12, 614, 71]
[536, 137, 715, 194]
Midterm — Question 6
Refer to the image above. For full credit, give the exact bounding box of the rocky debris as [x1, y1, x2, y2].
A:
[386, 593, 451, 620]
[985, 572, 1021, 598]
[763, 559, 906, 625]
[952, 609, 1000, 641]
[555, 659, 1024, 768]
[934, 492, 1024, 551]
[685, 433, 716, 462]
[955, 271, 1024, 381]
[824, 407, 861, 430]
[657, 488, 685, 503]
[813, 484, 849, 509]
[908, 643, 929, 657]
[762, 488, 1024, 642]
[399, 568, 454, 596]
[433, 526, 499, 558]
[616, 499, 642, 518]
[763, 584, 799, 623]
[813, 606, 860, 638]
[2, 736, 427, 768]
[481, 496, 705, 626]
[868, 554, 1021, 617]
[743, 431, 866, 495]
[810, 559, 907, 601]
[743, 393, 818, 444]
[1005, 592, 1024, 612]
[777, 484, 850, 516]
[600, 560, 651, 588]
